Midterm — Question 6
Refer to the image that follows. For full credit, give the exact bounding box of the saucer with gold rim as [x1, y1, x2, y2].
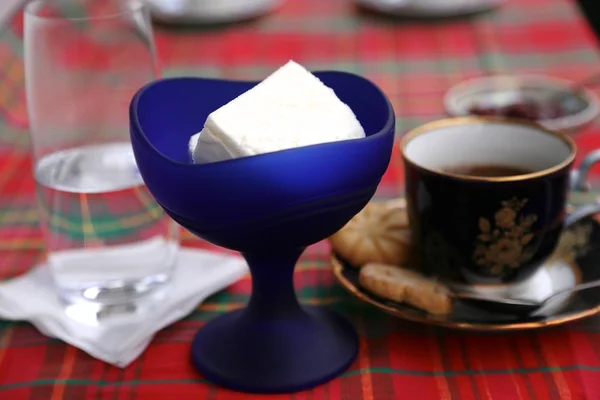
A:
[331, 202, 600, 331]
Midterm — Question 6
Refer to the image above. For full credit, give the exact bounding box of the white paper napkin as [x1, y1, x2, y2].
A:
[0, 248, 248, 368]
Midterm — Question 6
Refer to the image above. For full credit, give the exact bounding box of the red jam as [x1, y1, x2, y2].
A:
[468, 99, 565, 121]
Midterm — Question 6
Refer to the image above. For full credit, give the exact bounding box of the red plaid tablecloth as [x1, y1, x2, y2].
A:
[2, 0, 600, 398]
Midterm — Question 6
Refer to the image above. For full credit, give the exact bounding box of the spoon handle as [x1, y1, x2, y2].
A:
[545, 279, 600, 302]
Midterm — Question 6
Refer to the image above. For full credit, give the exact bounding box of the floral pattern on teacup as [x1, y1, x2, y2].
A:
[473, 198, 538, 276]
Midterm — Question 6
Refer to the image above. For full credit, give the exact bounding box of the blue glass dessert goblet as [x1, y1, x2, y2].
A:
[129, 71, 395, 393]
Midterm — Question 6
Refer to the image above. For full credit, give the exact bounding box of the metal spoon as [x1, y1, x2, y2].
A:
[455, 279, 600, 316]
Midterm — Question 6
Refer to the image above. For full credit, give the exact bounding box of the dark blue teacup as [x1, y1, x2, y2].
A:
[401, 117, 600, 286]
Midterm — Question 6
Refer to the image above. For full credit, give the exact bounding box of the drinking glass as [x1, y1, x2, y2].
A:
[24, 0, 179, 307]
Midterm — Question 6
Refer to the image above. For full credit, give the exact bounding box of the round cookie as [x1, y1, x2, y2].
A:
[329, 200, 412, 267]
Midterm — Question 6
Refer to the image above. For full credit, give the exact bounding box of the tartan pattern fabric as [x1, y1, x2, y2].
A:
[2, 0, 600, 398]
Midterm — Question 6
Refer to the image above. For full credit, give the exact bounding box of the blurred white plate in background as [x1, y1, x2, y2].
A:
[146, 0, 283, 24]
[356, 0, 504, 18]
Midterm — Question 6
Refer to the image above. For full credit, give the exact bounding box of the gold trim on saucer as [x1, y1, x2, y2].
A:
[331, 254, 598, 331]
[400, 117, 577, 183]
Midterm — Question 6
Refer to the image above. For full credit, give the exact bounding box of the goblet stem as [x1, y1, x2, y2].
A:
[242, 248, 304, 319]
[190, 246, 358, 393]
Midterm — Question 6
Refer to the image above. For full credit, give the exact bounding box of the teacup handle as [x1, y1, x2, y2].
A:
[566, 149, 600, 227]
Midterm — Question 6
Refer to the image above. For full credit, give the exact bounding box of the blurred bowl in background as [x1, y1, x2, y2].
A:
[146, 0, 282, 25]
[444, 75, 600, 135]
[355, 0, 504, 18]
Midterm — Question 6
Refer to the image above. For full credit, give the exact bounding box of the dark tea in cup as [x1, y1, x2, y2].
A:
[442, 164, 534, 178]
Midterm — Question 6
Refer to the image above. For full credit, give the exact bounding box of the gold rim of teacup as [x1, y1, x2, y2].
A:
[400, 116, 577, 183]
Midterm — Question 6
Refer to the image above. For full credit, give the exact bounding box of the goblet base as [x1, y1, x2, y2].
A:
[191, 305, 358, 394]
